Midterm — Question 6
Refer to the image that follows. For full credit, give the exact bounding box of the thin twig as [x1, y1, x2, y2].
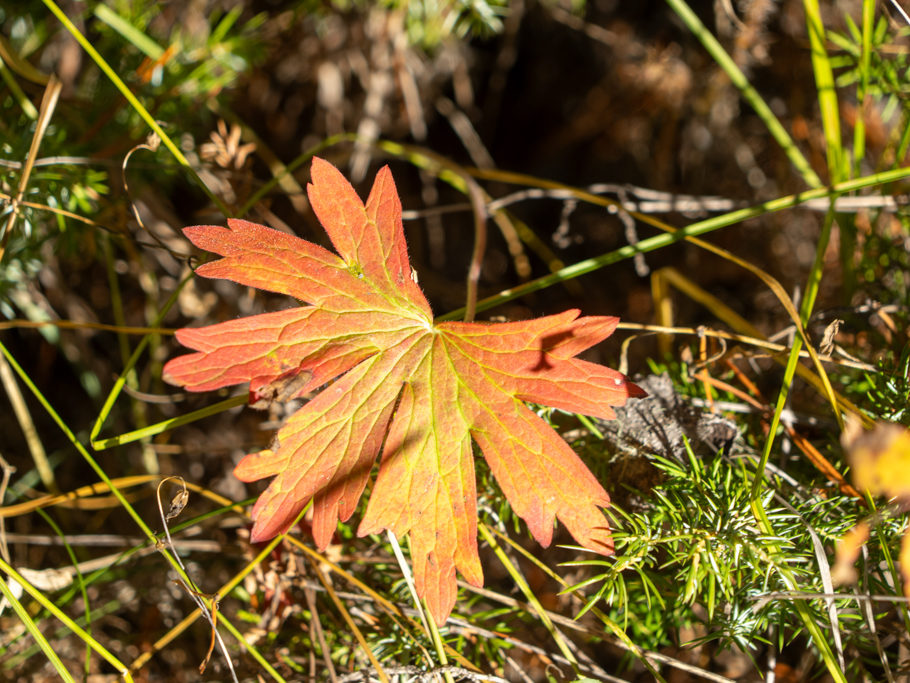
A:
[308, 555, 390, 683]
[0, 75, 61, 260]
[155, 477, 238, 683]
[337, 665, 509, 683]
[402, 185, 910, 222]
[304, 584, 338, 683]
[859, 545, 895, 683]
[771, 495, 846, 670]
[122, 132, 186, 255]
[463, 176, 488, 323]
[0, 450, 13, 565]
[0, 318, 175, 335]
[753, 590, 910, 607]
[616, 321, 878, 371]
[457, 574, 733, 683]
[3, 532, 220, 549]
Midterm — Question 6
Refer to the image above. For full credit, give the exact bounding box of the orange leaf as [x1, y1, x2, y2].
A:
[840, 418, 910, 600]
[163, 158, 645, 623]
[842, 417, 910, 502]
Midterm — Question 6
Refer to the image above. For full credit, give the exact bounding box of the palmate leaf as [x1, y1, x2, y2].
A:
[163, 158, 644, 623]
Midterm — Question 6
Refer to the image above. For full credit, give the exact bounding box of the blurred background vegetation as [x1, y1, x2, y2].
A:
[3, 0, 910, 681]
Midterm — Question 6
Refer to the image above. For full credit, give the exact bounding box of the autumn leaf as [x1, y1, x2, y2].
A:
[163, 157, 644, 623]
[838, 417, 910, 600]
[841, 417, 910, 502]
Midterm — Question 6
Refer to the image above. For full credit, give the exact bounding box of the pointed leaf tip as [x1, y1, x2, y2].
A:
[165, 158, 641, 623]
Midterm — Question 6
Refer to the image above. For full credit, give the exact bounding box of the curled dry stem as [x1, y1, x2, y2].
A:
[155, 476, 237, 682]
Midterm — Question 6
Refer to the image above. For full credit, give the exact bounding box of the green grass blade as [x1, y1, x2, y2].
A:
[0, 34, 50, 87]
[0, 54, 38, 119]
[801, 0, 853, 301]
[0, 340, 195, 590]
[93, 394, 248, 450]
[852, 0, 876, 174]
[92, 4, 164, 60]
[40, 0, 228, 216]
[37, 508, 93, 678]
[0, 558, 131, 681]
[216, 614, 287, 682]
[744, 7, 848, 645]
[90, 273, 187, 446]
[439, 164, 910, 320]
[235, 132, 356, 217]
[0, 575, 75, 681]
[665, 0, 823, 188]
[749, 181, 845, 683]
[804, 0, 845, 180]
[128, 507, 306, 674]
[478, 524, 580, 675]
